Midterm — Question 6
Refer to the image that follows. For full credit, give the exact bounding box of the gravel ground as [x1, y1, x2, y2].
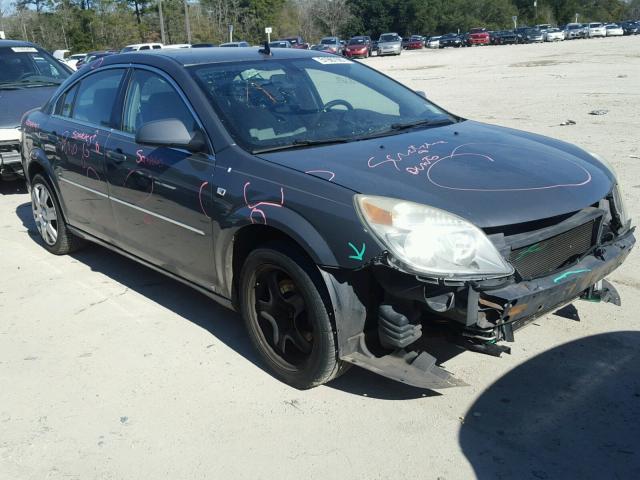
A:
[1, 36, 639, 480]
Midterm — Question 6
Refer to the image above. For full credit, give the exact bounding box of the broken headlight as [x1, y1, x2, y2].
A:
[588, 151, 631, 232]
[355, 195, 514, 279]
[612, 183, 631, 232]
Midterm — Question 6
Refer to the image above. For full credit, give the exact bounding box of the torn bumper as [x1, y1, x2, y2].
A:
[321, 228, 634, 391]
[478, 229, 635, 336]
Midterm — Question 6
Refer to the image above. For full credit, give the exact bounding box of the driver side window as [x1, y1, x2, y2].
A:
[305, 68, 399, 115]
[122, 69, 197, 135]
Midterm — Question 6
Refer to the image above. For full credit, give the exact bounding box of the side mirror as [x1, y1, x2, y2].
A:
[415, 90, 427, 99]
[135, 118, 206, 153]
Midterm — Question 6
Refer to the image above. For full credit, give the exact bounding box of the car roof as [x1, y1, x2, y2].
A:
[99, 46, 338, 68]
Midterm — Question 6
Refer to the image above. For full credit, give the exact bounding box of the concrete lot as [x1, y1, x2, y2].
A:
[1, 37, 639, 479]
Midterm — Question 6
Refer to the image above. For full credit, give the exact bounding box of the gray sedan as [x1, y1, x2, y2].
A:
[377, 33, 402, 56]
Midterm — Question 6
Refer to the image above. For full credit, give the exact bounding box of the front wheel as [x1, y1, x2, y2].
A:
[239, 245, 347, 389]
[30, 174, 84, 255]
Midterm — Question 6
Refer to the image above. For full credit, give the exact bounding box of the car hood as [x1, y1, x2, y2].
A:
[258, 120, 614, 229]
[0, 86, 56, 129]
[379, 41, 401, 46]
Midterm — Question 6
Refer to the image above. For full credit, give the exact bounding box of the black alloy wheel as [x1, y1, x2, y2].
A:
[239, 245, 347, 389]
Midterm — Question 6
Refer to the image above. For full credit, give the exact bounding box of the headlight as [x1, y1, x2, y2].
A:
[612, 183, 631, 231]
[355, 195, 514, 279]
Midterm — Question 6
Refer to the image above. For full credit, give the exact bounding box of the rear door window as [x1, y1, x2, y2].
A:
[72, 69, 125, 127]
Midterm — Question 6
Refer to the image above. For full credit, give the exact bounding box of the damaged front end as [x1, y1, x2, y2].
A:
[322, 188, 635, 390]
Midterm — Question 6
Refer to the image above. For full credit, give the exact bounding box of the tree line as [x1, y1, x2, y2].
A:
[0, 0, 638, 53]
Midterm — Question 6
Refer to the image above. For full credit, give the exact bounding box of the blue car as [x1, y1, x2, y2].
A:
[22, 47, 635, 390]
[0, 40, 72, 180]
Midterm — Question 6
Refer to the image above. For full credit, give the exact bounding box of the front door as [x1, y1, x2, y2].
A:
[104, 68, 216, 287]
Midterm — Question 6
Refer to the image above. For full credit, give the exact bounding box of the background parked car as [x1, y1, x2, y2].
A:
[344, 36, 371, 58]
[605, 24, 624, 36]
[66, 53, 86, 69]
[495, 30, 518, 44]
[318, 36, 343, 55]
[564, 23, 585, 39]
[280, 36, 309, 49]
[522, 27, 544, 43]
[439, 33, 463, 48]
[587, 22, 607, 38]
[120, 43, 163, 52]
[75, 50, 117, 69]
[405, 35, 424, 49]
[164, 44, 191, 49]
[621, 21, 640, 35]
[466, 27, 490, 46]
[192, 43, 218, 48]
[377, 32, 402, 56]
[0, 40, 72, 180]
[543, 28, 565, 41]
[220, 41, 250, 47]
[268, 40, 291, 48]
[427, 36, 441, 48]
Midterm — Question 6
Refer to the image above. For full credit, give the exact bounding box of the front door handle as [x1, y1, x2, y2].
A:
[106, 149, 126, 163]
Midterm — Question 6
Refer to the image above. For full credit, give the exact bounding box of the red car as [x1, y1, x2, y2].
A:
[406, 35, 424, 49]
[466, 28, 490, 46]
[344, 36, 372, 58]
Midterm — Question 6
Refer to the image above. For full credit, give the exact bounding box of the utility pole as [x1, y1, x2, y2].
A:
[184, 0, 192, 44]
[534, 1, 537, 21]
[575, 13, 579, 23]
[158, 0, 166, 44]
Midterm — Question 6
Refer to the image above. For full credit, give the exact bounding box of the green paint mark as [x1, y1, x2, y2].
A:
[348, 242, 366, 261]
[553, 269, 591, 284]
[515, 242, 545, 261]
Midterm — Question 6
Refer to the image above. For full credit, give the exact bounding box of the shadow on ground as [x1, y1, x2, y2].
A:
[0, 179, 27, 195]
[16, 201, 435, 400]
[460, 331, 640, 479]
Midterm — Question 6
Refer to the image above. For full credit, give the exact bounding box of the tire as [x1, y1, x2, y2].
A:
[239, 244, 347, 389]
[30, 174, 84, 255]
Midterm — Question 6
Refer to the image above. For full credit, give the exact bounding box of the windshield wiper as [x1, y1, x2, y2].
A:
[0, 79, 62, 89]
[389, 118, 454, 131]
[252, 137, 350, 154]
[0, 83, 24, 90]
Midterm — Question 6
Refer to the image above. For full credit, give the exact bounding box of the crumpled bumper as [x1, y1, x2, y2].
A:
[479, 228, 635, 336]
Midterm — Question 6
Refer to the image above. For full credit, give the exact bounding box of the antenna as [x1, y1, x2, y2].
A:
[259, 41, 272, 56]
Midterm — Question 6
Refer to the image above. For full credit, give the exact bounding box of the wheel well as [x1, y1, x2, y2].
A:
[231, 224, 318, 304]
[28, 161, 45, 182]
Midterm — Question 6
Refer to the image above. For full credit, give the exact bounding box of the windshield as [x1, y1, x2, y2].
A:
[320, 38, 337, 45]
[190, 57, 455, 153]
[379, 34, 399, 42]
[0, 46, 70, 86]
[349, 38, 365, 45]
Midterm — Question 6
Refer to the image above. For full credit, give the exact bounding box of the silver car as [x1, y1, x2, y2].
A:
[588, 22, 607, 38]
[377, 33, 402, 56]
[544, 28, 565, 41]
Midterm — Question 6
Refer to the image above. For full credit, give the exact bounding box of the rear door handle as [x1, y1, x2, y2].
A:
[106, 149, 126, 163]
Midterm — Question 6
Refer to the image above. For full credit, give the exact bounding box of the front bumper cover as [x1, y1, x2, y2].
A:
[323, 227, 635, 390]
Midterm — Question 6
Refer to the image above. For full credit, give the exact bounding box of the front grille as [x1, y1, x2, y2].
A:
[0, 142, 21, 168]
[509, 220, 597, 280]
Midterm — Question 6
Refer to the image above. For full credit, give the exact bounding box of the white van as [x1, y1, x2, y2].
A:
[120, 43, 163, 53]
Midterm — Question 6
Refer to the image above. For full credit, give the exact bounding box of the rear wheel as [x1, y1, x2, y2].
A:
[239, 245, 347, 389]
[30, 174, 84, 255]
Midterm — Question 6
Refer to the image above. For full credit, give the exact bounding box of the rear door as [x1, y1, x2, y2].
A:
[49, 67, 126, 239]
[104, 67, 216, 287]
